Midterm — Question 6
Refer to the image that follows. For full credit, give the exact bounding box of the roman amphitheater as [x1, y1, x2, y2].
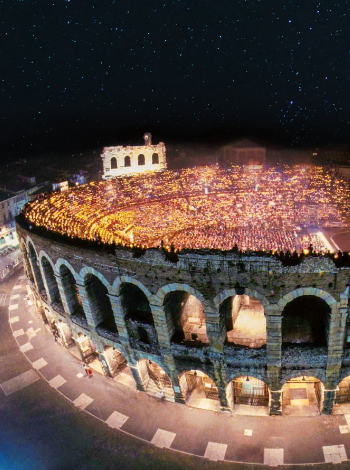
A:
[15, 163, 350, 417]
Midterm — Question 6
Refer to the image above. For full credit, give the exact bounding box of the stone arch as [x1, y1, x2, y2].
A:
[138, 358, 175, 401]
[83, 271, 117, 334]
[124, 156, 131, 167]
[113, 276, 152, 300]
[281, 294, 332, 347]
[27, 239, 44, 292]
[226, 375, 270, 411]
[55, 258, 81, 284]
[178, 369, 220, 411]
[214, 288, 270, 311]
[39, 252, 62, 304]
[177, 366, 218, 385]
[152, 153, 159, 164]
[80, 266, 111, 290]
[110, 157, 117, 169]
[118, 280, 158, 352]
[156, 283, 206, 306]
[57, 261, 85, 318]
[280, 370, 326, 387]
[138, 154, 145, 165]
[226, 370, 269, 386]
[337, 368, 350, 386]
[157, 284, 208, 346]
[277, 288, 337, 311]
[20, 238, 34, 283]
[215, 288, 268, 349]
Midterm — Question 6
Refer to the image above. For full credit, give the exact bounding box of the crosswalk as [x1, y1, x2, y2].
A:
[0, 293, 9, 306]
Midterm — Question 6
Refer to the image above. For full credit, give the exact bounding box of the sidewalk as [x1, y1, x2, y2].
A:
[6, 275, 350, 466]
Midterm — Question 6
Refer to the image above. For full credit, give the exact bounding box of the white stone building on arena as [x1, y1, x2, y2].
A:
[101, 133, 167, 179]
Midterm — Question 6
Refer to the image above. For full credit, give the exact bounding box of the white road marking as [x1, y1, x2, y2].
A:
[105, 411, 129, 429]
[151, 429, 176, 448]
[20, 343, 33, 353]
[244, 429, 253, 436]
[9, 316, 19, 324]
[10, 294, 19, 300]
[49, 375, 66, 389]
[264, 448, 284, 466]
[73, 393, 93, 410]
[323, 445, 347, 463]
[13, 285, 22, 290]
[32, 358, 48, 370]
[13, 329, 25, 337]
[0, 370, 40, 396]
[204, 442, 227, 461]
[9, 304, 18, 311]
[77, 373, 84, 379]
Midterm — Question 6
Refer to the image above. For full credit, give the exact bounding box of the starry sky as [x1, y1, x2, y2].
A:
[1, 0, 350, 159]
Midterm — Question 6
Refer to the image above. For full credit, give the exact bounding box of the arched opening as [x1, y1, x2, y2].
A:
[121, 283, 158, 353]
[59, 265, 86, 321]
[124, 156, 131, 167]
[179, 370, 220, 411]
[101, 346, 136, 388]
[282, 295, 331, 347]
[41, 256, 62, 306]
[163, 291, 208, 347]
[152, 153, 159, 164]
[227, 376, 270, 416]
[138, 359, 175, 401]
[28, 242, 45, 292]
[84, 274, 118, 336]
[138, 154, 145, 165]
[222, 294, 266, 348]
[282, 376, 324, 416]
[72, 333, 102, 372]
[334, 376, 350, 414]
[110, 157, 117, 169]
[56, 320, 74, 347]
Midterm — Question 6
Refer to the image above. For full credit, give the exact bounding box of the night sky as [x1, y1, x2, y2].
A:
[2, 0, 350, 159]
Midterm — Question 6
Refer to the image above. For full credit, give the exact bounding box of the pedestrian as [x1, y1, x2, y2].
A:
[83, 363, 89, 376]
[53, 330, 59, 342]
[88, 366, 93, 378]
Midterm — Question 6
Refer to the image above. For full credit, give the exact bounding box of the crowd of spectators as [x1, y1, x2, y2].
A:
[23, 165, 350, 253]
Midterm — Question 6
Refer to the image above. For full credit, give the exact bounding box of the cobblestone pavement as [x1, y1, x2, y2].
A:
[2, 271, 350, 469]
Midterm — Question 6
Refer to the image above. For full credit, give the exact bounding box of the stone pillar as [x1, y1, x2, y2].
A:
[150, 304, 171, 349]
[76, 283, 96, 327]
[203, 301, 226, 353]
[98, 350, 111, 377]
[129, 365, 145, 391]
[212, 359, 229, 411]
[28, 254, 44, 293]
[21, 247, 33, 282]
[108, 293, 129, 342]
[265, 306, 282, 366]
[322, 389, 337, 415]
[168, 373, 186, 404]
[267, 365, 282, 415]
[327, 302, 348, 368]
[269, 390, 283, 415]
[56, 274, 72, 316]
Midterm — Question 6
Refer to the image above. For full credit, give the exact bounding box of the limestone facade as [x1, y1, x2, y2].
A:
[16, 222, 350, 415]
[101, 134, 166, 179]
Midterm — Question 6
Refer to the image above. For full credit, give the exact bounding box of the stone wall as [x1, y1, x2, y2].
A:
[17, 222, 350, 415]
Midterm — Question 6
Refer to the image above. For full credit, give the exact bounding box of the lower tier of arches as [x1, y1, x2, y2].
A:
[29, 281, 348, 417]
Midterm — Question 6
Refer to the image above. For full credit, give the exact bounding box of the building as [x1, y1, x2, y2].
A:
[16, 202, 350, 417]
[221, 139, 266, 166]
[101, 133, 167, 179]
[0, 187, 41, 250]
